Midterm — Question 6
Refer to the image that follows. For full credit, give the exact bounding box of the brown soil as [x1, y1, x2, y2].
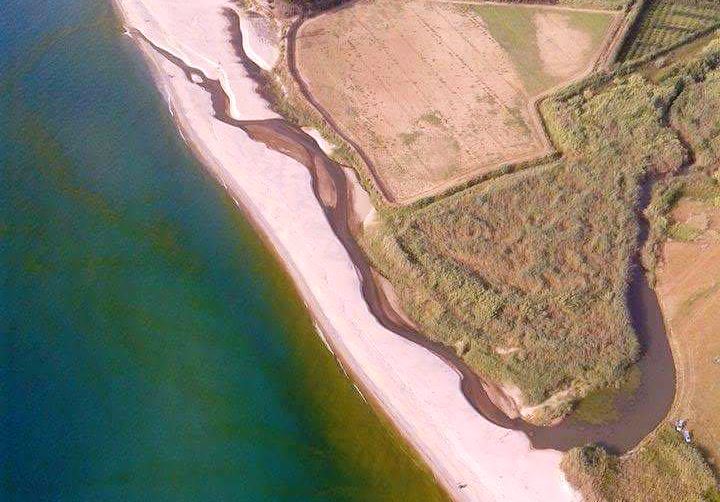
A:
[292, 0, 618, 203]
[657, 198, 720, 466]
[294, 0, 546, 202]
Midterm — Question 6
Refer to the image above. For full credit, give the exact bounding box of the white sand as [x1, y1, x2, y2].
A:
[302, 127, 335, 156]
[235, 8, 280, 72]
[112, 1, 581, 500]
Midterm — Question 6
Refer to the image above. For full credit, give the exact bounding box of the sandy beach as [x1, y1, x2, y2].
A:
[111, 0, 580, 500]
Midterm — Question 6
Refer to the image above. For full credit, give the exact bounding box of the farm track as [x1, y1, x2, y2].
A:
[285, 12, 397, 203]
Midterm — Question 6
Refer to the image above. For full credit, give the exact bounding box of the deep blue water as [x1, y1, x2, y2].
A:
[0, 1, 446, 500]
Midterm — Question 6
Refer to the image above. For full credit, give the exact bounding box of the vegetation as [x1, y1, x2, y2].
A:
[571, 366, 640, 424]
[361, 29, 720, 426]
[563, 425, 720, 502]
[635, 38, 720, 275]
[458, 3, 614, 95]
[270, 0, 720, 490]
[671, 67, 720, 169]
[559, 42, 720, 501]
[619, 0, 720, 62]
[366, 75, 685, 421]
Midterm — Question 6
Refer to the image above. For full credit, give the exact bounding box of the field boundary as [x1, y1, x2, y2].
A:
[288, 0, 628, 205]
[285, 12, 397, 202]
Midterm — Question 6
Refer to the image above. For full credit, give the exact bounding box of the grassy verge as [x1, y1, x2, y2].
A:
[563, 425, 720, 502]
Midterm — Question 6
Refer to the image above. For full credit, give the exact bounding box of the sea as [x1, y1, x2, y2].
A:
[0, 1, 447, 500]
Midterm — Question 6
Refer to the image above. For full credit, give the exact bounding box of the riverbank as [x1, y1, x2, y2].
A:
[110, 0, 580, 499]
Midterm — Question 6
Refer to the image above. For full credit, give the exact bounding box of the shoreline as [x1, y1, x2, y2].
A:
[110, 0, 582, 500]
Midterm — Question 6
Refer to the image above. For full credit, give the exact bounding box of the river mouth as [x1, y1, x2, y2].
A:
[130, 7, 677, 454]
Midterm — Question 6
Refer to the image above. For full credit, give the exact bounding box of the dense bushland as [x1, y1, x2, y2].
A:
[366, 75, 686, 420]
[559, 40, 720, 500]
[671, 69, 720, 170]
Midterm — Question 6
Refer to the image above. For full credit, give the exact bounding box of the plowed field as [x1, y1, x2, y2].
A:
[295, 0, 615, 201]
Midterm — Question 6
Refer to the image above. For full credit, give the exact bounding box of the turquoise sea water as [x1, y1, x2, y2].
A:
[0, 1, 446, 500]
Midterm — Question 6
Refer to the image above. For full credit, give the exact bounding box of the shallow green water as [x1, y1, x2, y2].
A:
[0, 1, 446, 500]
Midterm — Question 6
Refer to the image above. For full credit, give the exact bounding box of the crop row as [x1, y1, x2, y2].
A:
[621, 0, 720, 61]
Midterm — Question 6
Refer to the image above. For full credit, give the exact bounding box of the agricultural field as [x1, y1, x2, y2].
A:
[619, 0, 720, 62]
[366, 75, 685, 421]
[657, 195, 720, 467]
[295, 0, 615, 201]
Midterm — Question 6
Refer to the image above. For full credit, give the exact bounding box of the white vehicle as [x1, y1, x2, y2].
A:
[683, 430, 693, 444]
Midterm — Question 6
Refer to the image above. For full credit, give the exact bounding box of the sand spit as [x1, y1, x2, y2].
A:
[112, 1, 579, 500]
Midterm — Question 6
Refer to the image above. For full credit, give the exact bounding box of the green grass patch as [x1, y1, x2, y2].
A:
[398, 130, 422, 146]
[668, 221, 703, 241]
[571, 366, 641, 425]
[418, 111, 444, 127]
[453, 4, 613, 95]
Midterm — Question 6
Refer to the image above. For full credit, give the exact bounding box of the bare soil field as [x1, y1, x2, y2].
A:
[295, 0, 615, 202]
[657, 198, 720, 467]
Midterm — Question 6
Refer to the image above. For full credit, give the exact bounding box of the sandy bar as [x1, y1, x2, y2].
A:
[235, 7, 280, 72]
[112, 1, 580, 500]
